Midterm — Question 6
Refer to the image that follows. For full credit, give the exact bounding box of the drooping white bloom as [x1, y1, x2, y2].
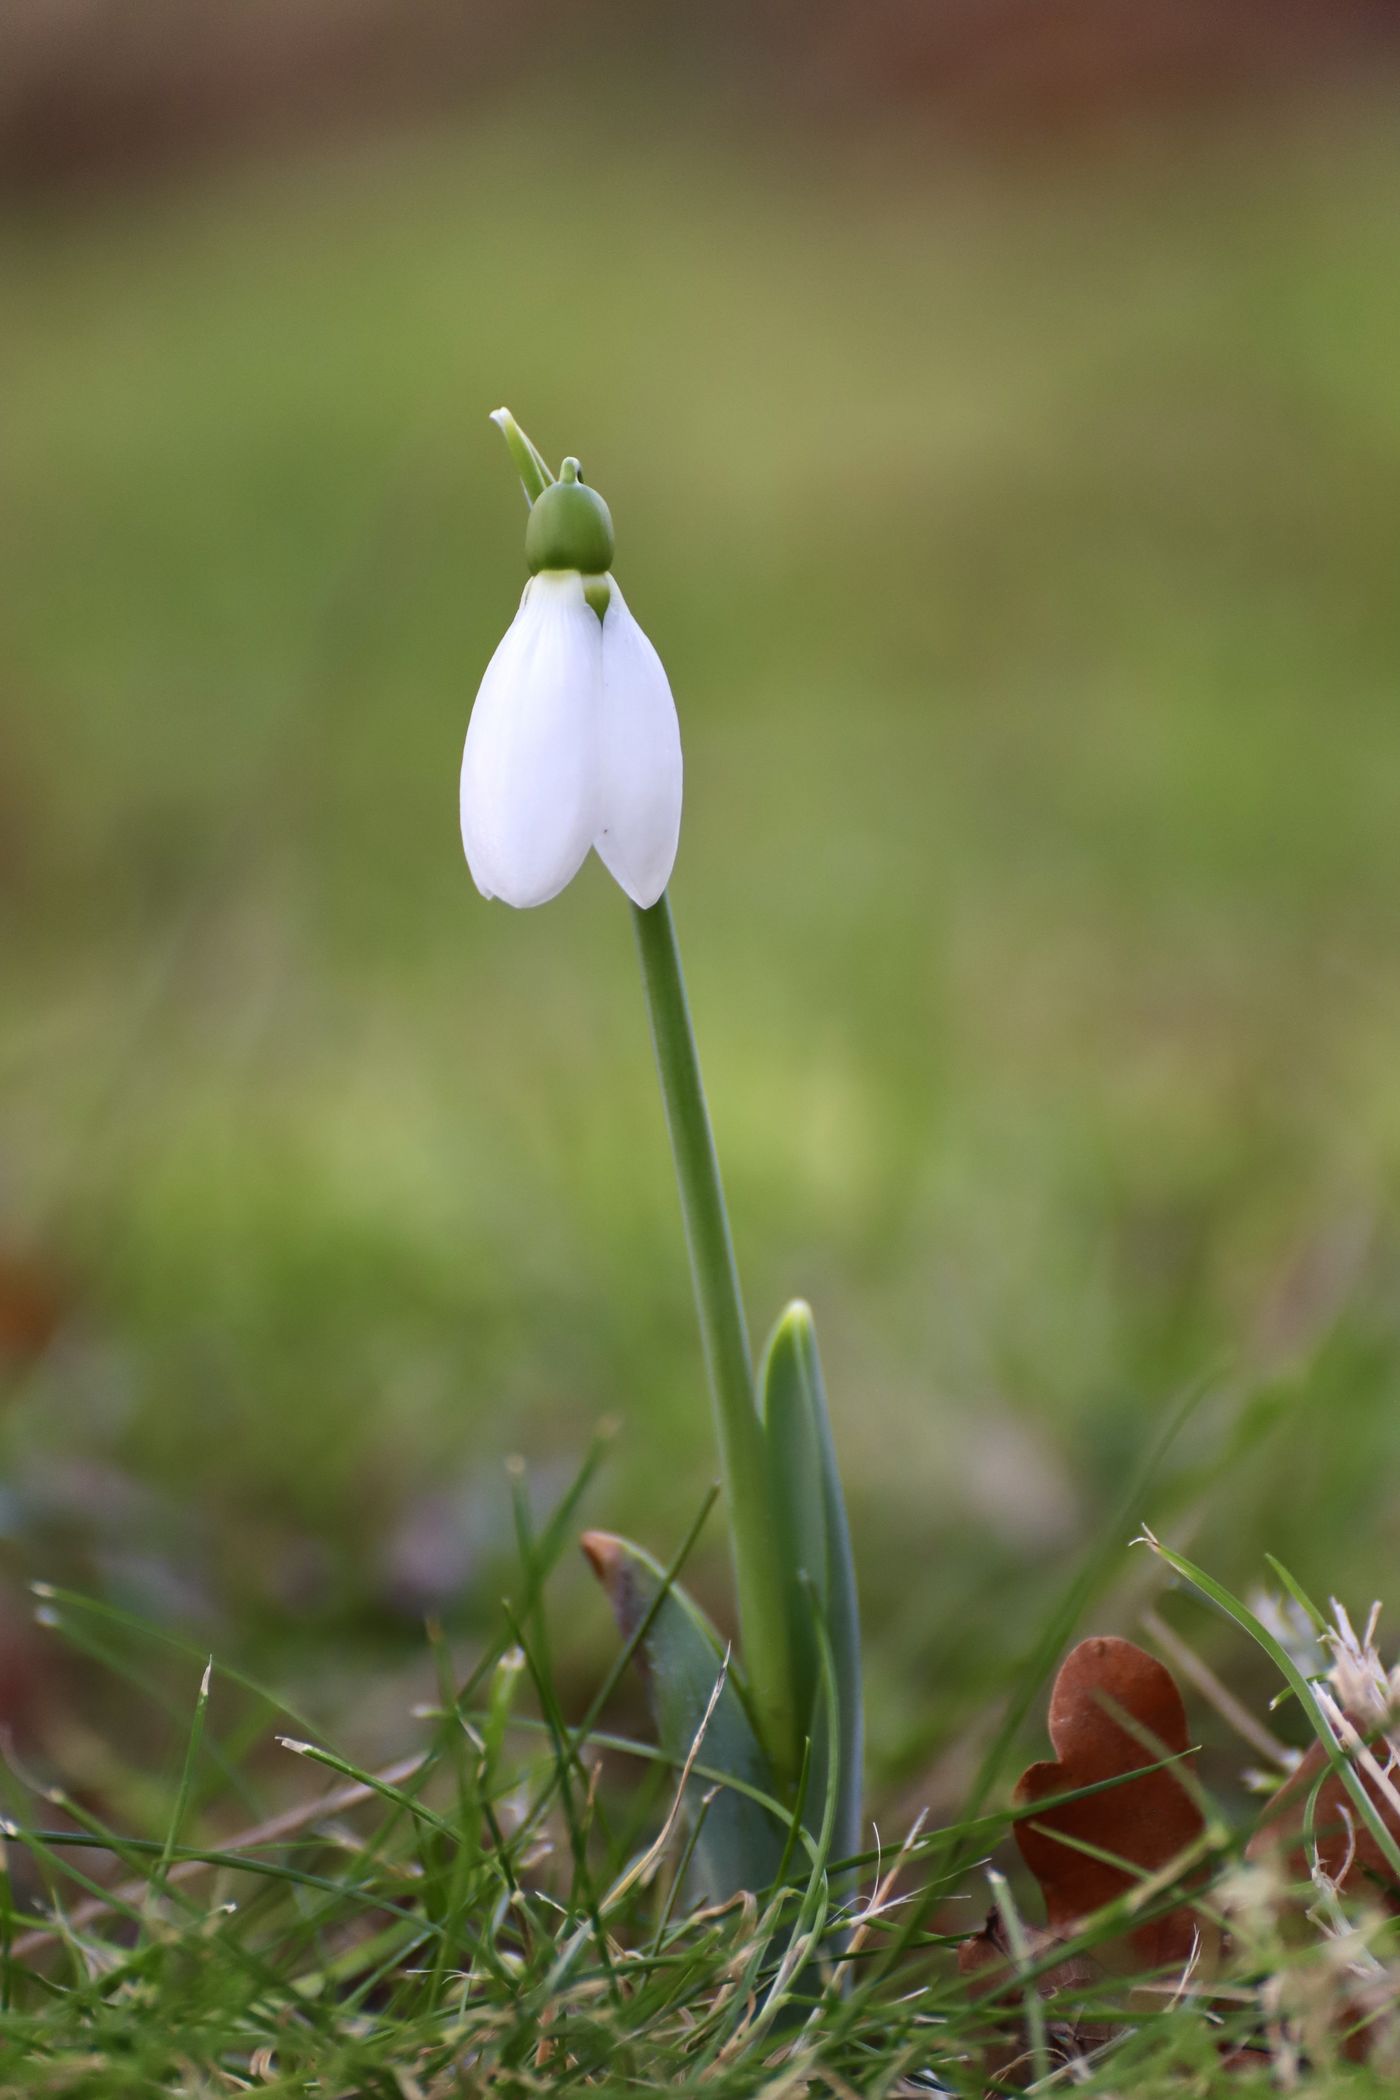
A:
[460, 571, 682, 910]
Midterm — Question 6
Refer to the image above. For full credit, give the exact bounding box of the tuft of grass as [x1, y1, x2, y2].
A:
[5, 1459, 1400, 2092]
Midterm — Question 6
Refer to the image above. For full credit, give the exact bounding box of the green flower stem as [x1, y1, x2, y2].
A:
[632, 894, 798, 1787]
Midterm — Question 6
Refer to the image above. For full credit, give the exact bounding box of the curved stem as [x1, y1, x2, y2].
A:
[631, 894, 797, 1785]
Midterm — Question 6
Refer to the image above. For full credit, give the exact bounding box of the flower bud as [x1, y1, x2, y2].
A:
[525, 457, 615, 577]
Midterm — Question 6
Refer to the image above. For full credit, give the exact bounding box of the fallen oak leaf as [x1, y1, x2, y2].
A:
[1246, 1734, 1400, 1914]
[957, 1905, 1109, 2091]
[1235, 1602, 1400, 2063]
[959, 1906, 1274, 2090]
[957, 1902, 1105, 2006]
[1014, 1635, 1206, 1971]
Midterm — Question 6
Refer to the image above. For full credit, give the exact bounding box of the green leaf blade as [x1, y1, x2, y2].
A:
[581, 1531, 788, 1903]
[760, 1300, 863, 1871]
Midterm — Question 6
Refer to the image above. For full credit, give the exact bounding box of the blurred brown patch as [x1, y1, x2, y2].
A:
[0, 0, 534, 196]
[814, 0, 1400, 132]
[2, 0, 1398, 197]
[0, 1246, 66, 1369]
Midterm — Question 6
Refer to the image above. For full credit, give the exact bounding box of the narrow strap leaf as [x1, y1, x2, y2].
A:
[582, 1530, 788, 1903]
[760, 1301, 863, 1872]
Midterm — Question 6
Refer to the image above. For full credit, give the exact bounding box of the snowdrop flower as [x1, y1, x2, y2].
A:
[461, 456, 682, 910]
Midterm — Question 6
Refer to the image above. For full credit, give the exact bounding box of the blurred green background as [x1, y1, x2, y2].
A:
[3, 13, 1400, 1801]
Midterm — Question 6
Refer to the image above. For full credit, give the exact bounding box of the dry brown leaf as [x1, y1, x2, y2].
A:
[1246, 1735, 1400, 1914]
[1013, 1635, 1205, 1970]
[957, 1904, 1103, 2002]
[956, 1906, 1108, 2091]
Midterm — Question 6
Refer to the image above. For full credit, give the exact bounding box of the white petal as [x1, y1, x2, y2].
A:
[460, 572, 602, 908]
[594, 582, 683, 908]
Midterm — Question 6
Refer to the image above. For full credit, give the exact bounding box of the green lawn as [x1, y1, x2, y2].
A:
[4, 85, 1400, 1824]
